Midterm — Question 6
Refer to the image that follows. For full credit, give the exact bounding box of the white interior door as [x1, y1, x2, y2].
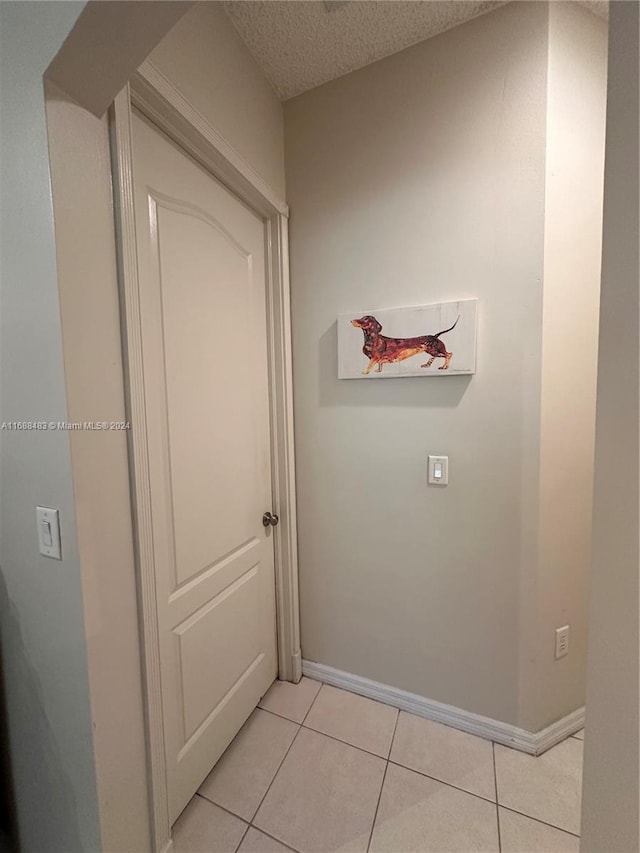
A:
[131, 111, 278, 823]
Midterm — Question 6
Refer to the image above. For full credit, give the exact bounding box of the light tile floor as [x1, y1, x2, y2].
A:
[173, 678, 584, 853]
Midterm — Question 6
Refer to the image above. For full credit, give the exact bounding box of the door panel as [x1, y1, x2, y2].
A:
[176, 565, 263, 740]
[131, 111, 277, 822]
[157, 203, 261, 585]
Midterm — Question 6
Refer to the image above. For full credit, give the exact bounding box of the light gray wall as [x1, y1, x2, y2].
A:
[580, 1, 639, 850]
[0, 3, 102, 851]
[285, 1, 549, 726]
[45, 83, 152, 853]
[529, 0, 607, 732]
[285, 0, 607, 730]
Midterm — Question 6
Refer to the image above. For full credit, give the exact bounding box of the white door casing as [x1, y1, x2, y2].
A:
[111, 65, 301, 853]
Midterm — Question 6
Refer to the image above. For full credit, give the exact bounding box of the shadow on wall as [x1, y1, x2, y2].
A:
[0, 573, 83, 853]
[0, 625, 17, 853]
[319, 321, 472, 408]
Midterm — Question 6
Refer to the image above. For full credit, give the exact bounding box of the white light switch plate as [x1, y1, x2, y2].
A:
[428, 455, 449, 486]
[555, 625, 570, 659]
[36, 506, 61, 559]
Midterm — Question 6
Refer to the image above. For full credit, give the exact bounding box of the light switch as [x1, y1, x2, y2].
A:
[36, 507, 61, 559]
[40, 521, 53, 547]
[428, 455, 449, 486]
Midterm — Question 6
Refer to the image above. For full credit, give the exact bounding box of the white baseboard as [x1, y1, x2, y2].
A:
[302, 660, 585, 756]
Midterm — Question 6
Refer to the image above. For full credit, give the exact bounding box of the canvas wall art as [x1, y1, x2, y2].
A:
[338, 299, 477, 379]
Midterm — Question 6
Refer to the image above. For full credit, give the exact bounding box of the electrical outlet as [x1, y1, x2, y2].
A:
[555, 625, 570, 659]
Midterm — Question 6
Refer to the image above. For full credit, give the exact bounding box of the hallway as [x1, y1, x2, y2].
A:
[173, 678, 583, 853]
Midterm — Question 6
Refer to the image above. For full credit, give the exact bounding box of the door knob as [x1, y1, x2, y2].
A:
[262, 511, 279, 527]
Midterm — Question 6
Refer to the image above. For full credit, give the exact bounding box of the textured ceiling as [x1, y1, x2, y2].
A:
[224, 1, 507, 100]
[577, 0, 609, 19]
[223, 0, 609, 101]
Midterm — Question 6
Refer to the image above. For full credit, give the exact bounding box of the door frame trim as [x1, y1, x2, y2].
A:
[111, 61, 301, 853]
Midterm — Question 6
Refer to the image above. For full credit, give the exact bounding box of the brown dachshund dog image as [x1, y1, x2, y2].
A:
[351, 314, 460, 374]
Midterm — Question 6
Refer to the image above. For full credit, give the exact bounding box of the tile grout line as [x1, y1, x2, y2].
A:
[301, 720, 393, 760]
[388, 709, 401, 761]
[497, 803, 581, 839]
[197, 790, 302, 853]
[198, 687, 322, 843]
[260, 703, 504, 807]
[366, 761, 389, 853]
[258, 682, 323, 724]
[203, 685, 581, 849]
[244, 688, 322, 848]
[233, 820, 251, 853]
[250, 825, 302, 853]
[492, 742, 502, 853]
[490, 737, 583, 838]
[260, 687, 397, 761]
[300, 682, 325, 726]
[366, 710, 401, 853]
[254, 684, 392, 853]
[195, 792, 250, 824]
[386, 759, 497, 805]
[195, 754, 580, 847]
[248, 722, 303, 826]
[194, 792, 253, 853]
[257, 705, 303, 725]
[388, 707, 401, 757]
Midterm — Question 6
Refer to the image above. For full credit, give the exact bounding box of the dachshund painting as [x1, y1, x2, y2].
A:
[351, 314, 459, 374]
